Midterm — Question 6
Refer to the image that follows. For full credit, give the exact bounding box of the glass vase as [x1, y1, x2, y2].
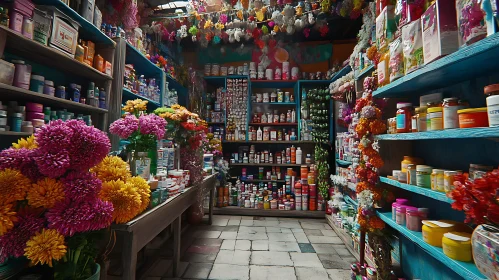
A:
[130, 151, 151, 179]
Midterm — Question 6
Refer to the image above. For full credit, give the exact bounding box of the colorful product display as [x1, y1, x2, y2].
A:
[124, 64, 161, 103]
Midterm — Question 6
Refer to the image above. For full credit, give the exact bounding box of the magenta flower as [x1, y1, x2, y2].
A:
[139, 114, 167, 140]
[66, 120, 111, 171]
[219, 14, 228, 24]
[35, 119, 74, 152]
[0, 211, 44, 263]
[46, 198, 113, 236]
[0, 148, 42, 181]
[61, 171, 102, 202]
[35, 149, 71, 178]
[109, 113, 139, 139]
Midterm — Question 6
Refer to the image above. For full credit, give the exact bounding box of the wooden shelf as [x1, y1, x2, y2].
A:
[0, 25, 113, 81]
[230, 163, 311, 167]
[380, 177, 453, 203]
[122, 88, 160, 107]
[375, 127, 499, 140]
[373, 32, 499, 98]
[0, 131, 32, 137]
[212, 206, 325, 218]
[249, 123, 298, 126]
[0, 82, 108, 114]
[241, 179, 285, 183]
[377, 212, 486, 280]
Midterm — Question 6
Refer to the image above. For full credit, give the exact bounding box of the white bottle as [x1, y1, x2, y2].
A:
[257, 127, 263, 141]
[243, 153, 249, 163]
[296, 147, 303, 164]
[291, 109, 296, 123]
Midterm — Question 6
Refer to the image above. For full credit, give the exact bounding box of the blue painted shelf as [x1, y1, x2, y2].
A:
[331, 65, 352, 82]
[34, 0, 114, 46]
[122, 88, 160, 108]
[375, 127, 499, 140]
[298, 80, 331, 84]
[380, 177, 453, 203]
[125, 42, 163, 78]
[373, 33, 499, 98]
[252, 102, 297, 106]
[250, 79, 297, 88]
[377, 212, 486, 280]
[344, 195, 358, 208]
[336, 158, 353, 166]
[355, 64, 374, 80]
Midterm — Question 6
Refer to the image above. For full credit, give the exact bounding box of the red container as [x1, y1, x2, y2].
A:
[458, 108, 488, 128]
[309, 184, 317, 198]
[309, 198, 316, 211]
[302, 184, 309, 196]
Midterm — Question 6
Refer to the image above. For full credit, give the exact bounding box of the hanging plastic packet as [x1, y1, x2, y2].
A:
[389, 37, 404, 82]
[402, 19, 423, 74]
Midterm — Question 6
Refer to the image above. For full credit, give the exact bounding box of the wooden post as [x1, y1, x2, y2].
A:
[172, 217, 181, 277]
[360, 230, 366, 265]
[122, 232, 137, 280]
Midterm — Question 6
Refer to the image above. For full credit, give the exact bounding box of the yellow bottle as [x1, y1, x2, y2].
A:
[377, 48, 390, 87]
[75, 39, 85, 62]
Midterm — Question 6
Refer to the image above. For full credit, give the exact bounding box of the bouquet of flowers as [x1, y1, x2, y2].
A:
[110, 99, 167, 153]
[0, 120, 112, 279]
[206, 133, 222, 158]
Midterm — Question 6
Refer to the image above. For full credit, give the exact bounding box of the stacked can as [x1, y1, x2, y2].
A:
[309, 184, 317, 211]
[282, 62, 290, 80]
[302, 184, 309, 210]
[295, 181, 302, 210]
[285, 175, 292, 194]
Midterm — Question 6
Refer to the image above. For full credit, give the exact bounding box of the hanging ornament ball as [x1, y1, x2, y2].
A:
[268, 21, 275, 28]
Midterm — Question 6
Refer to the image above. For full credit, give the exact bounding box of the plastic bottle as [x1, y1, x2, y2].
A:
[75, 40, 85, 62]
[296, 147, 302, 164]
[291, 146, 296, 164]
[257, 127, 263, 141]
[291, 109, 296, 123]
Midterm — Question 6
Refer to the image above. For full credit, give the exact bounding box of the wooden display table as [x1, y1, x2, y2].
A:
[111, 174, 217, 280]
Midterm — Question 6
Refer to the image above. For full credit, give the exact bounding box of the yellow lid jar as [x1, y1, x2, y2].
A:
[422, 220, 456, 247]
[442, 232, 472, 262]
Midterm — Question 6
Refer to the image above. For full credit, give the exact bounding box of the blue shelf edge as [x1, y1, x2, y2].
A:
[375, 127, 499, 140]
[355, 65, 374, 80]
[372, 32, 499, 98]
[252, 102, 297, 105]
[377, 212, 487, 280]
[344, 195, 358, 208]
[122, 88, 160, 107]
[34, 0, 114, 46]
[336, 158, 353, 166]
[331, 65, 352, 82]
[125, 42, 163, 77]
[379, 177, 453, 203]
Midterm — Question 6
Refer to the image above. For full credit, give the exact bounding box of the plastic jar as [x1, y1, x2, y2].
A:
[12, 60, 31, 89]
[442, 97, 460, 129]
[21, 121, 33, 133]
[29, 75, 45, 93]
[0, 110, 7, 126]
[396, 102, 412, 133]
[401, 156, 422, 171]
[485, 84, 499, 127]
[406, 207, 422, 231]
[444, 171, 461, 192]
[458, 108, 489, 128]
[427, 107, 443, 131]
[43, 80, 55, 96]
[392, 202, 399, 220]
[416, 165, 432, 188]
[469, 164, 493, 180]
[431, 169, 445, 192]
[407, 164, 417, 185]
[442, 232, 472, 262]
[55, 86, 65, 99]
[396, 205, 407, 225]
[10, 113, 23, 132]
[417, 106, 427, 132]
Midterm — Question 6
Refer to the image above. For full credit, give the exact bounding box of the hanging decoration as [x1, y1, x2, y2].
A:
[349, 2, 376, 69]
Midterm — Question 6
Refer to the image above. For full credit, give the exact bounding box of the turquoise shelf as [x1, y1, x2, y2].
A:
[375, 127, 499, 140]
[336, 158, 352, 166]
[377, 212, 487, 280]
[125, 42, 163, 78]
[331, 65, 352, 82]
[252, 102, 297, 106]
[373, 33, 499, 98]
[380, 177, 453, 203]
[250, 79, 297, 88]
[344, 195, 358, 208]
[34, 0, 114, 46]
[355, 65, 374, 80]
[122, 88, 160, 108]
[298, 80, 332, 84]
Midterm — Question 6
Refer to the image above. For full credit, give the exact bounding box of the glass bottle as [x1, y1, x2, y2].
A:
[396, 102, 412, 133]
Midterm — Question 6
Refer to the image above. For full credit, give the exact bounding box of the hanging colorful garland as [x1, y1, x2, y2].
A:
[353, 73, 394, 278]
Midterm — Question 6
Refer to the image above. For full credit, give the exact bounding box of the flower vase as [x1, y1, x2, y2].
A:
[86, 263, 100, 280]
[130, 151, 151, 179]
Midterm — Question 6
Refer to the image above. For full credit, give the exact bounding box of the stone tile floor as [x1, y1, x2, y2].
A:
[109, 215, 353, 280]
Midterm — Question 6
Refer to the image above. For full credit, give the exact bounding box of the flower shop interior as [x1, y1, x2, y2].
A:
[0, 0, 499, 278]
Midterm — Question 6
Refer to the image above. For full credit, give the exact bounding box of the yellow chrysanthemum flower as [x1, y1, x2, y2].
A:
[100, 180, 142, 223]
[0, 201, 17, 236]
[12, 135, 37, 150]
[91, 156, 130, 183]
[126, 176, 151, 212]
[123, 99, 148, 113]
[171, 104, 186, 110]
[0, 168, 31, 204]
[25, 229, 67, 267]
[27, 178, 65, 208]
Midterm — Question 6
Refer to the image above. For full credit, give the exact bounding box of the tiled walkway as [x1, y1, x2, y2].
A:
[148, 215, 354, 280]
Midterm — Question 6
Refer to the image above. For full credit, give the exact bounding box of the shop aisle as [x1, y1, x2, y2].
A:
[146, 215, 353, 280]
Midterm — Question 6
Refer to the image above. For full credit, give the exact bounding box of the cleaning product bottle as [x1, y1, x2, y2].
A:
[296, 147, 302, 164]
[257, 127, 263, 141]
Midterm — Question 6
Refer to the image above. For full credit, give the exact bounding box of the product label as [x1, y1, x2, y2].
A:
[411, 118, 418, 131]
[396, 114, 406, 129]
[488, 105, 499, 127]
[443, 106, 459, 129]
[378, 60, 387, 84]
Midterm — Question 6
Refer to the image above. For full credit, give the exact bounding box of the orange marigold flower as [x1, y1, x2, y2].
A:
[27, 178, 65, 208]
[0, 168, 31, 204]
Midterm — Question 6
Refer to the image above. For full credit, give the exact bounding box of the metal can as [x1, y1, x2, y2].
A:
[277, 91, 284, 102]
[284, 92, 290, 102]
[274, 67, 282, 80]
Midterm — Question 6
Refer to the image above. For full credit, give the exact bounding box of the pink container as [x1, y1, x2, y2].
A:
[396, 198, 409, 205]
[395, 205, 407, 225]
[12, 60, 31, 89]
[25, 102, 43, 113]
[26, 111, 44, 120]
[405, 207, 420, 231]
[9, 0, 34, 35]
[392, 202, 399, 220]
